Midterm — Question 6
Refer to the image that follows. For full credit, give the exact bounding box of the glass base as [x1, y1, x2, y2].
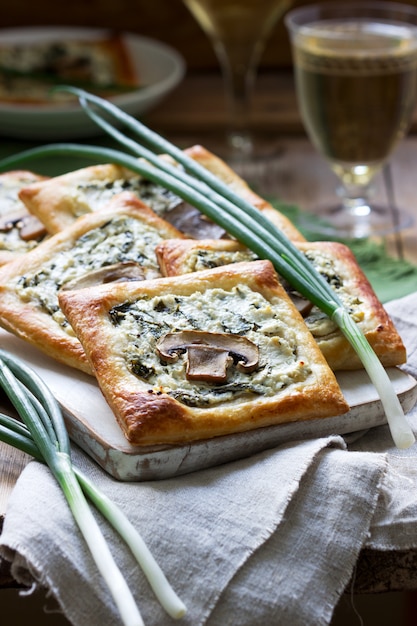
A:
[298, 203, 414, 239]
[227, 130, 254, 157]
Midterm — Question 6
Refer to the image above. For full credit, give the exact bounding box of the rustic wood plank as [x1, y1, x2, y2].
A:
[145, 71, 417, 151]
[145, 71, 302, 134]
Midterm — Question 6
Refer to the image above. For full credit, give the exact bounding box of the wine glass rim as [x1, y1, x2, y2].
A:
[285, 1, 417, 31]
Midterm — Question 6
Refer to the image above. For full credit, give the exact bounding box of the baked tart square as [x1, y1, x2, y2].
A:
[155, 238, 406, 371]
[58, 260, 349, 446]
[0, 192, 184, 373]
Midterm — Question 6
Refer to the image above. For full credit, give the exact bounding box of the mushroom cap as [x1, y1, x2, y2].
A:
[60, 261, 160, 291]
[0, 207, 47, 241]
[156, 330, 259, 383]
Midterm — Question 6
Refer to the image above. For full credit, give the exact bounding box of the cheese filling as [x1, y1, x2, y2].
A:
[303, 250, 364, 337]
[109, 285, 312, 407]
[15, 216, 163, 331]
[182, 248, 256, 273]
[178, 245, 366, 338]
[73, 178, 183, 218]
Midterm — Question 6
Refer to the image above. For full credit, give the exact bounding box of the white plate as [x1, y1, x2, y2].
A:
[1, 328, 416, 482]
[0, 26, 185, 140]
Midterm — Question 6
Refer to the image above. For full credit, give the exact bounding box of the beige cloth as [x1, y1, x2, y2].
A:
[1, 291, 417, 626]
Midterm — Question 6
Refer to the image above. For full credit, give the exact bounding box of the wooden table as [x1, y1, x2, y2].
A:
[1, 70, 417, 592]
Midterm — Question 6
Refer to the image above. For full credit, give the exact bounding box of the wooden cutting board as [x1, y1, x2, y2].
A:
[1, 328, 416, 482]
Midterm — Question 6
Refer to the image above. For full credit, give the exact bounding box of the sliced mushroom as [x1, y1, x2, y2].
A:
[185, 345, 234, 382]
[19, 214, 48, 241]
[281, 278, 314, 317]
[156, 330, 259, 383]
[0, 208, 47, 241]
[61, 261, 158, 291]
[290, 293, 314, 317]
[166, 202, 227, 239]
[0, 208, 23, 232]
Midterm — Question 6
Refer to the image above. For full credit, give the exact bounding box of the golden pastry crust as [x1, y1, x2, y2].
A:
[0, 192, 184, 373]
[155, 237, 406, 371]
[0, 170, 49, 264]
[58, 260, 349, 446]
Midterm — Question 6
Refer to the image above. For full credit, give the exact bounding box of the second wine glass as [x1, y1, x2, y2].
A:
[285, 1, 417, 239]
[183, 0, 292, 161]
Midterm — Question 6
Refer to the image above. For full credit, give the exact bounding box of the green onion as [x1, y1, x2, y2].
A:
[0, 350, 186, 624]
[0, 88, 413, 449]
[332, 308, 414, 449]
[0, 142, 341, 317]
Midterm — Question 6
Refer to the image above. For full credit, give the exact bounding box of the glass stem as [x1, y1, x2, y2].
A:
[337, 181, 374, 217]
[212, 40, 262, 159]
[336, 181, 375, 237]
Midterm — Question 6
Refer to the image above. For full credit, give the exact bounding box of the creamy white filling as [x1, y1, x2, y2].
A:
[0, 228, 39, 254]
[303, 250, 365, 336]
[110, 284, 311, 407]
[182, 248, 256, 273]
[15, 216, 164, 331]
[178, 245, 366, 338]
[0, 175, 40, 216]
[74, 178, 183, 216]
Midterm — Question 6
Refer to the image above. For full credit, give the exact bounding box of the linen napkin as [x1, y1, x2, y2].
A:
[1, 292, 417, 626]
[0, 437, 386, 626]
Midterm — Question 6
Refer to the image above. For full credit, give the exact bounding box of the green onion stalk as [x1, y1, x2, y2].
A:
[0, 87, 413, 450]
[0, 350, 186, 626]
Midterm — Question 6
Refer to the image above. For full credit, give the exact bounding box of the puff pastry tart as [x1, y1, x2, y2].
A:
[0, 170, 49, 265]
[58, 260, 349, 446]
[0, 192, 184, 373]
[18, 145, 305, 241]
[155, 238, 406, 371]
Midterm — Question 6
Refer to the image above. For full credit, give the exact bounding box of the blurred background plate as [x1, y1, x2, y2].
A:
[0, 26, 185, 140]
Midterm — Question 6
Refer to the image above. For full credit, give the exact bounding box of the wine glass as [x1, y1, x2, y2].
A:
[182, 0, 293, 162]
[285, 1, 417, 239]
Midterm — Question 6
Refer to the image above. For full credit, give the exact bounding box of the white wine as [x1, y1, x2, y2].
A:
[183, 0, 291, 72]
[293, 19, 417, 187]
[183, 0, 292, 153]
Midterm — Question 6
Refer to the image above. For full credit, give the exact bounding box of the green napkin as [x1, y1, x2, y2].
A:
[270, 200, 417, 304]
